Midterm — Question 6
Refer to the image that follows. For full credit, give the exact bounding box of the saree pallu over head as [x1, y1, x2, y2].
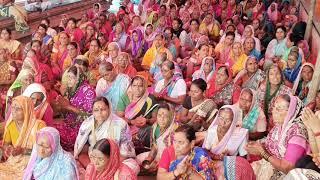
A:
[23, 127, 79, 180]
[3, 96, 45, 149]
[85, 139, 136, 180]
[151, 109, 176, 161]
[22, 83, 49, 121]
[265, 95, 308, 158]
[192, 57, 216, 83]
[169, 147, 215, 180]
[292, 63, 315, 101]
[236, 88, 266, 132]
[131, 29, 144, 58]
[102, 74, 131, 111]
[203, 105, 248, 156]
[283, 47, 303, 83]
[74, 98, 135, 158]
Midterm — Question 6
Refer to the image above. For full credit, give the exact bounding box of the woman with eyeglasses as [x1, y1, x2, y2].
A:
[247, 95, 309, 179]
[153, 61, 186, 108]
[113, 52, 137, 79]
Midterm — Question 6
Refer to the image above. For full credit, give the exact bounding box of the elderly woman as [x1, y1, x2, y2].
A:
[117, 76, 158, 149]
[137, 102, 177, 174]
[22, 83, 53, 126]
[247, 95, 309, 179]
[179, 79, 217, 131]
[114, 52, 137, 79]
[153, 61, 186, 107]
[203, 105, 248, 157]
[74, 97, 135, 167]
[234, 56, 265, 90]
[243, 37, 261, 60]
[192, 56, 215, 83]
[23, 127, 79, 180]
[105, 42, 121, 64]
[235, 88, 267, 140]
[6, 69, 34, 116]
[241, 25, 261, 51]
[256, 64, 292, 130]
[0, 96, 46, 179]
[85, 139, 137, 180]
[96, 62, 130, 111]
[283, 47, 302, 86]
[206, 65, 241, 108]
[108, 23, 130, 51]
[54, 66, 96, 151]
[157, 124, 255, 179]
[292, 63, 314, 104]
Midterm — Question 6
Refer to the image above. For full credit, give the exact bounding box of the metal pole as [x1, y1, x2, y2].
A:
[307, 50, 320, 104]
[304, 0, 316, 41]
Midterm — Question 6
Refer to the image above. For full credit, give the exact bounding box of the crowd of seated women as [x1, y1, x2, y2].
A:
[0, 0, 319, 179]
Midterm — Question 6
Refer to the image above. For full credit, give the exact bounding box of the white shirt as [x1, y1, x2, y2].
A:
[154, 78, 187, 98]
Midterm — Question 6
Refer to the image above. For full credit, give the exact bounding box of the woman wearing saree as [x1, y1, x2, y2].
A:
[283, 46, 302, 86]
[23, 127, 79, 180]
[105, 42, 121, 64]
[74, 97, 136, 167]
[292, 63, 314, 104]
[117, 75, 158, 149]
[0, 48, 17, 118]
[234, 56, 265, 90]
[199, 13, 220, 42]
[214, 31, 235, 65]
[22, 83, 53, 126]
[51, 32, 70, 79]
[85, 139, 137, 180]
[206, 65, 241, 108]
[142, 33, 173, 70]
[127, 29, 147, 65]
[65, 18, 84, 44]
[114, 52, 137, 79]
[108, 23, 130, 51]
[6, 69, 34, 117]
[179, 79, 217, 131]
[158, 124, 255, 180]
[84, 39, 105, 67]
[192, 56, 215, 84]
[0, 28, 21, 60]
[153, 61, 186, 108]
[256, 64, 292, 130]
[79, 23, 97, 54]
[144, 23, 157, 49]
[136, 102, 177, 174]
[54, 66, 96, 151]
[229, 42, 248, 76]
[247, 95, 309, 179]
[235, 88, 267, 140]
[62, 42, 80, 72]
[0, 96, 45, 179]
[240, 25, 261, 52]
[96, 62, 131, 111]
[264, 26, 287, 70]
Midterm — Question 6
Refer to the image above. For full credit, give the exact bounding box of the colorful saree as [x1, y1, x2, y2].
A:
[74, 99, 135, 159]
[142, 44, 173, 68]
[292, 63, 314, 104]
[192, 57, 216, 83]
[235, 88, 267, 133]
[0, 96, 46, 179]
[22, 83, 53, 126]
[206, 65, 241, 108]
[23, 127, 79, 180]
[85, 139, 137, 180]
[97, 74, 131, 112]
[203, 105, 248, 156]
[54, 69, 96, 151]
[234, 68, 265, 90]
[169, 147, 215, 180]
[251, 96, 309, 179]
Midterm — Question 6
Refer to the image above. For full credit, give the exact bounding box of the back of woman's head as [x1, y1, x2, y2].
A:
[67, 65, 78, 76]
[175, 124, 196, 142]
[93, 139, 111, 156]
